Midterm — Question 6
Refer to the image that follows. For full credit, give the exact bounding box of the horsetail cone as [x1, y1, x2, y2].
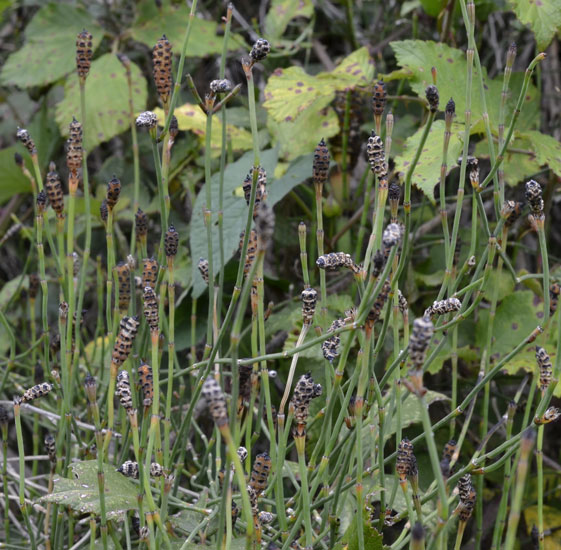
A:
[249, 38, 270, 62]
[536, 346, 552, 392]
[76, 29, 93, 79]
[424, 297, 462, 318]
[372, 80, 387, 117]
[112, 316, 140, 366]
[115, 262, 131, 312]
[445, 97, 455, 126]
[116, 370, 133, 412]
[16, 127, 36, 155]
[106, 175, 121, 210]
[366, 131, 387, 179]
[301, 287, 318, 325]
[21, 382, 53, 403]
[502, 200, 523, 228]
[550, 282, 560, 316]
[322, 318, 345, 362]
[165, 225, 179, 258]
[409, 316, 434, 368]
[249, 452, 271, 496]
[255, 202, 275, 248]
[198, 258, 209, 285]
[525, 179, 544, 219]
[316, 252, 361, 274]
[84, 374, 97, 404]
[202, 377, 229, 427]
[290, 372, 322, 427]
[28, 273, 40, 300]
[313, 138, 330, 187]
[152, 35, 173, 105]
[210, 79, 233, 94]
[141, 257, 158, 289]
[136, 111, 158, 129]
[396, 438, 415, 481]
[66, 117, 83, 174]
[100, 199, 108, 223]
[425, 84, 439, 113]
[45, 162, 64, 218]
[143, 286, 159, 332]
[44, 434, 57, 464]
[135, 208, 148, 240]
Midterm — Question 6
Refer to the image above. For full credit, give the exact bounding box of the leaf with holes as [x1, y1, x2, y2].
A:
[55, 54, 147, 150]
[510, 0, 561, 50]
[154, 103, 253, 154]
[393, 120, 464, 203]
[264, 47, 374, 123]
[130, 0, 243, 57]
[0, 3, 102, 88]
[265, 0, 314, 40]
[40, 460, 138, 520]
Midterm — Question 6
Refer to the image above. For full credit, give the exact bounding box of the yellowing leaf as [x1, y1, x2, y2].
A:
[510, 0, 561, 50]
[264, 66, 336, 123]
[154, 103, 253, 153]
[525, 505, 561, 549]
[393, 120, 464, 203]
[264, 47, 375, 123]
[265, 0, 314, 40]
[329, 47, 376, 88]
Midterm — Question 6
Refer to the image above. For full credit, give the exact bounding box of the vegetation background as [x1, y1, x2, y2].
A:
[0, 0, 561, 549]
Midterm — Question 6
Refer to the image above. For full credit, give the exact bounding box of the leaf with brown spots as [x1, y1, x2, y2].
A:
[0, 4, 102, 88]
[267, 96, 339, 160]
[264, 47, 375, 124]
[56, 54, 147, 150]
[393, 120, 464, 203]
[154, 103, 253, 154]
[510, 0, 561, 50]
[265, 0, 314, 40]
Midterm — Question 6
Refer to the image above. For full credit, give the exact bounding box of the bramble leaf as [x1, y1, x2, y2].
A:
[130, 0, 244, 57]
[519, 130, 561, 178]
[40, 460, 138, 520]
[510, 0, 561, 51]
[386, 40, 539, 132]
[0, 3, 103, 88]
[392, 120, 464, 203]
[56, 54, 148, 150]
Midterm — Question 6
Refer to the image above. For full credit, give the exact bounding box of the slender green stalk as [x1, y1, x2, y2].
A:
[13, 400, 37, 550]
[504, 429, 536, 550]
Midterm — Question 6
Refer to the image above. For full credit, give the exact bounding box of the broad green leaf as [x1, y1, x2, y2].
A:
[190, 150, 314, 298]
[0, 3, 102, 87]
[386, 40, 539, 131]
[519, 130, 561, 178]
[0, 146, 32, 203]
[474, 136, 543, 185]
[333, 510, 387, 550]
[264, 47, 374, 123]
[510, 0, 561, 50]
[130, 0, 244, 57]
[393, 120, 464, 202]
[420, 0, 443, 16]
[153, 103, 253, 154]
[265, 0, 314, 40]
[56, 54, 148, 150]
[525, 505, 561, 549]
[386, 390, 449, 436]
[190, 149, 277, 299]
[268, 96, 339, 160]
[40, 460, 138, 520]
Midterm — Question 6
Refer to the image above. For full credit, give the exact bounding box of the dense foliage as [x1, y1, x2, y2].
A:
[0, 1, 561, 549]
